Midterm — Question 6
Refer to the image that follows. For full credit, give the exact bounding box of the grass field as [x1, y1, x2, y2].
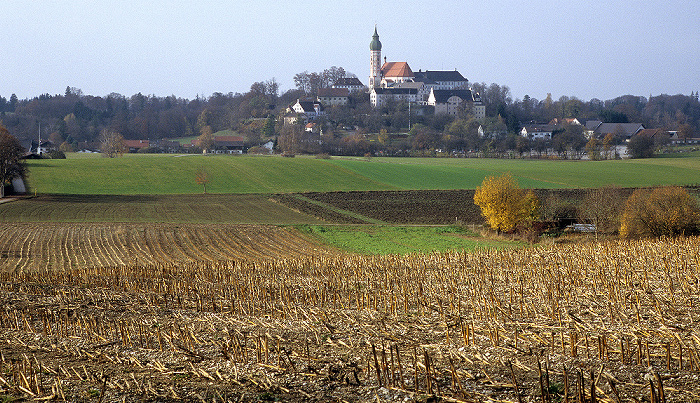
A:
[296, 224, 524, 254]
[23, 151, 700, 195]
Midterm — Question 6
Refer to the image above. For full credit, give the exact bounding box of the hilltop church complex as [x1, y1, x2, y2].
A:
[366, 27, 485, 119]
[288, 27, 485, 125]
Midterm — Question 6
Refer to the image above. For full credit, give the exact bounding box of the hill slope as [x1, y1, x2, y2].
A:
[24, 152, 700, 195]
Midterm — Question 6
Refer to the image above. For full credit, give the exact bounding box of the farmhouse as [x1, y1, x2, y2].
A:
[519, 124, 558, 140]
[585, 120, 645, 139]
[212, 136, 244, 154]
[123, 139, 149, 153]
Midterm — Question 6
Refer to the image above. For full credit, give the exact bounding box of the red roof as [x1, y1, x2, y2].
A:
[123, 140, 149, 149]
[381, 62, 414, 79]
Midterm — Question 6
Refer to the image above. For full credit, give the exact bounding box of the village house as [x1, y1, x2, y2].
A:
[284, 99, 325, 125]
[123, 139, 150, 153]
[520, 119, 584, 140]
[212, 136, 244, 154]
[585, 120, 645, 139]
[332, 77, 365, 93]
[519, 124, 558, 140]
[427, 88, 485, 118]
[317, 88, 350, 106]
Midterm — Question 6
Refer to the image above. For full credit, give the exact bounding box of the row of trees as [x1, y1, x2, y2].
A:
[470, 83, 700, 136]
[1, 73, 698, 156]
[474, 174, 700, 241]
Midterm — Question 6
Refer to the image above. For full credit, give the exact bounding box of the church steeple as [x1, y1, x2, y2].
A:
[370, 26, 382, 51]
[369, 26, 382, 88]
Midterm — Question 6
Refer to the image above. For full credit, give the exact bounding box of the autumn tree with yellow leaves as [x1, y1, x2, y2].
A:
[473, 173, 540, 233]
[620, 186, 700, 238]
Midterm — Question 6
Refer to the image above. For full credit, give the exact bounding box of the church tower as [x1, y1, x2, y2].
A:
[369, 26, 382, 88]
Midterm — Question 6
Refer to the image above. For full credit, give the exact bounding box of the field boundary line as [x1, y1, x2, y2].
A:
[290, 194, 388, 225]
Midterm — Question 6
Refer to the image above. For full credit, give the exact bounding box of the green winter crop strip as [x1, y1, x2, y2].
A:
[23, 152, 700, 195]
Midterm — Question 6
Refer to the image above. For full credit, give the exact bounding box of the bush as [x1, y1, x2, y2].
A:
[577, 185, 626, 234]
[627, 135, 655, 158]
[620, 186, 700, 238]
[44, 150, 66, 159]
[247, 146, 271, 155]
[473, 173, 540, 233]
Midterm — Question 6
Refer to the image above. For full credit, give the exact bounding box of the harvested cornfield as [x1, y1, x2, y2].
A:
[1, 235, 699, 402]
[0, 223, 333, 271]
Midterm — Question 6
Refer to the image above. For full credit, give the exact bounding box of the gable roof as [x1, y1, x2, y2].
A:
[636, 129, 668, 138]
[214, 136, 244, 147]
[292, 99, 324, 113]
[381, 62, 414, 79]
[123, 139, 149, 149]
[430, 89, 475, 104]
[333, 77, 364, 87]
[317, 88, 350, 97]
[521, 124, 558, 134]
[549, 118, 581, 126]
[413, 70, 467, 82]
[585, 120, 603, 130]
[595, 123, 644, 137]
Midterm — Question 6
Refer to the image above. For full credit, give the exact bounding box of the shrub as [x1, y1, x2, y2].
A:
[620, 186, 700, 238]
[44, 150, 66, 159]
[578, 185, 626, 234]
[627, 135, 655, 158]
[247, 146, 270, 155]
[473, 173, 540, 233]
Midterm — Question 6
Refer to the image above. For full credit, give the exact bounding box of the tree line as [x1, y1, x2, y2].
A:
[1, 75, 698, 156]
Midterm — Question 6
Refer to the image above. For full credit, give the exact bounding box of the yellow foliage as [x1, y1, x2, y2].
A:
[473, 173, 540, 233]
[620, 186, 700, 238]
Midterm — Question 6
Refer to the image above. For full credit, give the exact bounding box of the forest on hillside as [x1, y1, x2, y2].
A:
[1, 70, 699, 156]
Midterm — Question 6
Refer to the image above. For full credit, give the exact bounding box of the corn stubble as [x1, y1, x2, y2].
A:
[0, 233, 699, 402]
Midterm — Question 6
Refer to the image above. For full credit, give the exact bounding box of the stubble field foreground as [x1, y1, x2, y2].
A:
[1, 234, 700, 402]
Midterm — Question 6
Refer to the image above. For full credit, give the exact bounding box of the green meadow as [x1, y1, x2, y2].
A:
[24, 151, 700, 195]
[295, 225, 525, 255]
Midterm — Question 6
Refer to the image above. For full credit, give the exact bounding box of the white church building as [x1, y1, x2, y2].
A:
[367, 27, 485, 120]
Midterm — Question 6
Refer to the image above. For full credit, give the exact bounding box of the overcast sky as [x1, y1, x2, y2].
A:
[3, 0, 699, 102]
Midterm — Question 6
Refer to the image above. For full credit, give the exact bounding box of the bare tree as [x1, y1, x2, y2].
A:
[578, 185, 626, 238]
[0, 124, 26, 198]
[195, 167, 210, 193]
[99, 129, 126, 158]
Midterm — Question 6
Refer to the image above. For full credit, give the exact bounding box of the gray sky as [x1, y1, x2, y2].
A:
[3, 0, 699, 102]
